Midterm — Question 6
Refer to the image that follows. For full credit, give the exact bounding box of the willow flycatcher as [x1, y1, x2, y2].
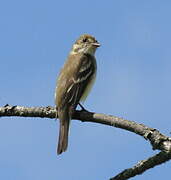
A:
[55, 34, 100, 154]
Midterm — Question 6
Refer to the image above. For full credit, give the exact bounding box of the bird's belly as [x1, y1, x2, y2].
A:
[80, 73, 96, 102]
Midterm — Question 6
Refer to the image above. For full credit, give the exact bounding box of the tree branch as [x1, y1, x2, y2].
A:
[110, 151, 171, 180]
[1, 104, 170, 152]
[0, 104, 171, 180]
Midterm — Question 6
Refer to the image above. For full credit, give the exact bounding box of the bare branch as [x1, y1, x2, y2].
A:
[110, 151, 171, 180]
[0, 104, 171, 152]
[0, 104, 171, 179]
[0, 104, 56, 119]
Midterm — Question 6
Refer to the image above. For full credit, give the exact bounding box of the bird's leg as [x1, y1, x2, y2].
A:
[55, 106, 58, 121]
[78, 103, 89, 112]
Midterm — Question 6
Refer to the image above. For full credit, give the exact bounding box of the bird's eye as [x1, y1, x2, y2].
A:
[82, 38, 87, 43]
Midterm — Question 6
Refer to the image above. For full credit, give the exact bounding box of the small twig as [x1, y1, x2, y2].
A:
[110, 151, 171, 180]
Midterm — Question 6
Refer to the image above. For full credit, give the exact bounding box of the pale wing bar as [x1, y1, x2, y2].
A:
[62, 54, 95, 109]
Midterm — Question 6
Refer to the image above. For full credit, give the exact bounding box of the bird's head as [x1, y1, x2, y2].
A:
[71, 34, 100, 55]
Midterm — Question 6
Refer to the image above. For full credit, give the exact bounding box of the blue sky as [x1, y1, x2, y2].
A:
[0, 0, 171, 179]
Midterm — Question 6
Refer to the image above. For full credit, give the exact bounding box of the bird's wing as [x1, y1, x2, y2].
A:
[56, 53, 96, 110]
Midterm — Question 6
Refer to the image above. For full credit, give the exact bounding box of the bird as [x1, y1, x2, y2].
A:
[55, 34, 100, 155]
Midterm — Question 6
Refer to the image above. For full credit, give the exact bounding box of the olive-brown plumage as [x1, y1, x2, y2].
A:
[55, 34, 100, 154]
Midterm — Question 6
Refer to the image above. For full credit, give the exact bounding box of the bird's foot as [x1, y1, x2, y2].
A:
[78, 103, 89, 112]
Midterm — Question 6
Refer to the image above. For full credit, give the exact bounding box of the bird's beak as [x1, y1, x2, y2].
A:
[92, 42, 101, 47]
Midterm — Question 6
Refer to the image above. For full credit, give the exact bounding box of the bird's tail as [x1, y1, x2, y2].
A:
[57, 109, 70, 155]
